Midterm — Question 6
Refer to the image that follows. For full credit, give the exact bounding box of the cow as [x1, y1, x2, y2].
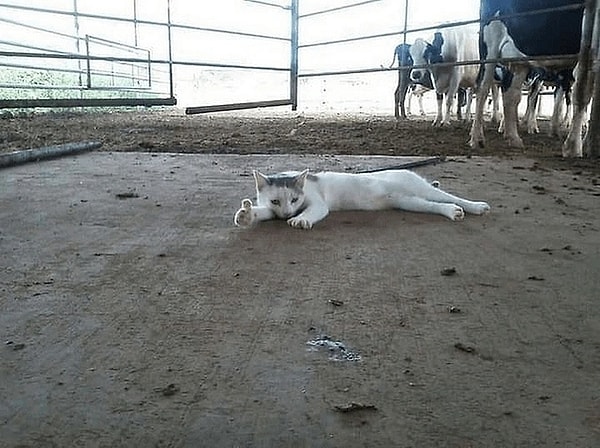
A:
[522, 68, 574, 135]
[390, 43, 434, 119]
[409, 25, 480, 126]
[563, 1, 599, 158]
[469, 0, 584, 151]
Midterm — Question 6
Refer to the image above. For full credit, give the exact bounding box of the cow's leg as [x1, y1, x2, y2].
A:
[563, 70, 592, 157]
[456, 88, 465, 120]
[443, 77, 460, 126]
[418, 92, 426, 115]
[464, 88, 473, 121]
[502, 66, 528, 148]
[394, 83, 401, 119]
[563, 66, 594, 158]
[407, 87, 414, 116]
[583, 69, 600, 158]
[563, 88, 573, 127]
[490, 83, 501, 124]
[394, 74, 403, 119]
[523, 79, 542, 134]
[551, 86, 566, 136]
[469, 62, 495, 148]
[564, 2, 598, 158]
[433, 92, 444, 126]
[395, 69, 411, 119]
[563, 98, 588, 158]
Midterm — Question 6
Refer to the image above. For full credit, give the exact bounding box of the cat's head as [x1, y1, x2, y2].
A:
[253, 169, 308, 219]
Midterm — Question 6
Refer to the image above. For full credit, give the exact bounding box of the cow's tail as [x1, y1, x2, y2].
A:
[389, 47, 399, 69]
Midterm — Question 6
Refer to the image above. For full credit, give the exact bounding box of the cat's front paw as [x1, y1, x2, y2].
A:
[471, 201, 491, 215]
[453, 207, 465, 221]
[287, 216, 313, 230]
[446, 204, 465, 221]
[234, 199, 256, 227]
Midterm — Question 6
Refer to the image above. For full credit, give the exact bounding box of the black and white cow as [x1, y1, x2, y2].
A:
[522, 68, 574, 136]
[409, 25, 480, 126]
[469, 0, 584, 150]
[391, 43, 434, 119]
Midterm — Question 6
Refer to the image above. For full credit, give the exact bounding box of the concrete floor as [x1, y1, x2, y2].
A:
[1, 152, 599, 447]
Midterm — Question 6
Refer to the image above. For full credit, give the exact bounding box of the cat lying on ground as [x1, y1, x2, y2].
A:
[234, 169, 490, 230]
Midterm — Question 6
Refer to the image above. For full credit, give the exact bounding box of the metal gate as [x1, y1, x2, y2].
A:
[0, 0, 299, 110]
[0, 1, 176, 108]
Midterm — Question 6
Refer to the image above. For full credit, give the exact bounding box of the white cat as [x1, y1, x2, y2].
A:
[234, 169, 490, 230]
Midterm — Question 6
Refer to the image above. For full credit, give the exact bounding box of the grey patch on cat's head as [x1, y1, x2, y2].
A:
[253, 169, 309, 191]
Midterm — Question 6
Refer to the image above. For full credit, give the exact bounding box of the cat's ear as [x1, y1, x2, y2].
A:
[294, 169, 309, 189]
[253, 170, 270, 190]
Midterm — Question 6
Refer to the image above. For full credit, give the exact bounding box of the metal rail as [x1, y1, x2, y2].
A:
[245, 0, 291, 10]
[185, 99, 292, 115]
[299, 4, 585, 49]
[298, 54, 580, 79]
[0, 50, 290, 72]
[299, 0, 382, 18]
[0, 3, 289, 42]
[0, 97, 177, 109]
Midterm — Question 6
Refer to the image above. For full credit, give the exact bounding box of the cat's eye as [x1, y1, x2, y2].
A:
[271, 199, 280, 206]
[291, 197, 298, 204]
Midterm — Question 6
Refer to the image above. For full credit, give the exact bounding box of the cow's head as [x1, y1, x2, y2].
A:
[408, 39, 428, 82]
[409, 33, 444, 83]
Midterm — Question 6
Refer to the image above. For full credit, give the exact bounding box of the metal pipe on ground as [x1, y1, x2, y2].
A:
[0, 141, 103, 169]
[356, 156, 443, 173]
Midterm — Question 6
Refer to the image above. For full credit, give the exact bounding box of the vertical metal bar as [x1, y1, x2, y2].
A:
[290, 0, 299, 110]
[85, 34, 92, 88]
[73, 0, 83, 96]
[133, 0, 139, 46]
[147, 49, 152, 88]
[166, 0, 174, 99]
[132, 0, 138, 88]
[402, 0, 409, 45]
[73, 0, 83, 87]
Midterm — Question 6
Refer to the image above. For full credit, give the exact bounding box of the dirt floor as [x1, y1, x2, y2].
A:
[0, 107, 597, 162]
[1, 109, 600, 447]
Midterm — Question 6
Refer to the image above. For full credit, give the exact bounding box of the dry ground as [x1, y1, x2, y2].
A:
[1, 109, 600, 447]
[0, 107, 597, 163]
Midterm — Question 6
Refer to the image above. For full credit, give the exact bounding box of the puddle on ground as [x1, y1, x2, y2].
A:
[306, 335, 361, 362]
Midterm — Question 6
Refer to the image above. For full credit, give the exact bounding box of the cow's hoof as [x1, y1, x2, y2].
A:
[506, 137, 524, 149]
[468, 137, 485, 149]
